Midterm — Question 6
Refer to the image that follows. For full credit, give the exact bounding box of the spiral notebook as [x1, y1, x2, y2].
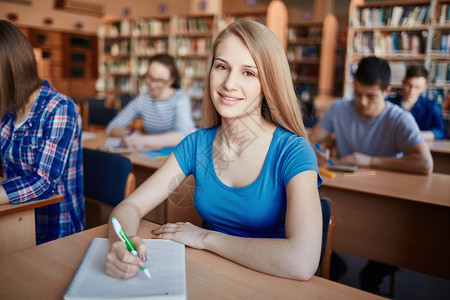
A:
[64, 238, 186, 300]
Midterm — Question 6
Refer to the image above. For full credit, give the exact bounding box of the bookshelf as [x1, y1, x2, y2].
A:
[97, 15, 226, 122]
[344, 0, 450, 134]
[287, 21, 323, 104]
[97, 19, 133, 94]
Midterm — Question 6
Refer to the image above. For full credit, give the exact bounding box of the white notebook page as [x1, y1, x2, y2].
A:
[64, 238, 186, 299]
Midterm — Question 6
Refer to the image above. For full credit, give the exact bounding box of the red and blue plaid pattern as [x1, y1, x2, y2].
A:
[1, 81, 85, 244]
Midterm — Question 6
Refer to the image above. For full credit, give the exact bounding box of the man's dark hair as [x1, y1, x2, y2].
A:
[354, 56, 391, 90]
[405, 65, 428, 80]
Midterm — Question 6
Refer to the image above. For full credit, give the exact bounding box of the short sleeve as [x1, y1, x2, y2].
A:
[279, 136, 322, 188]
[174, 132, 196, 176]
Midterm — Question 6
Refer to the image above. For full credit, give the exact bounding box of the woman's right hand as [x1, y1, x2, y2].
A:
[105, 236, 148, 279]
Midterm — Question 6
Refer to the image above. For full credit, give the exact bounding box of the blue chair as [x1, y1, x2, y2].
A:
[83, 98, 118, 131]
[119, 93, 134, 109]
[319, 194, 334, 279]
[83, 148, 136, 228]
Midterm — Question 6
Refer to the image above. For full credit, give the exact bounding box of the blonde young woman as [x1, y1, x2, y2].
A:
[105, 19, 323, 281]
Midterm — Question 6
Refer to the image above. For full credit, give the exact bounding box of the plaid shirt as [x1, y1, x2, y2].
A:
[0, 81, 85, 244]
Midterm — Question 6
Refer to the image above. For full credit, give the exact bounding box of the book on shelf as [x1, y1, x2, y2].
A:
[439, 3, 449, 24]
[354, 5, 429, 27]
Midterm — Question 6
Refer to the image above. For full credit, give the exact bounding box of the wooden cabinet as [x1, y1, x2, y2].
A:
[17, 26, 97, 101]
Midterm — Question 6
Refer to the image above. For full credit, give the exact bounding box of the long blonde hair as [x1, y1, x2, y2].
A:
[201, 19, 308, 138]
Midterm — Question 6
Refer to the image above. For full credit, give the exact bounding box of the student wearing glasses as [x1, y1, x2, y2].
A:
[106, 54, 196, 148]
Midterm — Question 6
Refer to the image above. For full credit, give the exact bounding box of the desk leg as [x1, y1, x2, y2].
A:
[0, 209, 35, 256]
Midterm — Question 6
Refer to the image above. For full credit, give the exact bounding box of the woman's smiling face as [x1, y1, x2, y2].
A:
[209, 34, 263, 121]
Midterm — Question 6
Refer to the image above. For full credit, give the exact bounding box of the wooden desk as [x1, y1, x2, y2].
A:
[427, 140, 450, 174]
[320, 169, 450, 280]
[0, 220, 383, 300]
[0, 194, 64, 256]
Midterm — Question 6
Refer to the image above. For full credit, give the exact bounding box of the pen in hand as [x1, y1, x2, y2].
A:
[111, 217, 151, 279]
[314, 144, 335, 166]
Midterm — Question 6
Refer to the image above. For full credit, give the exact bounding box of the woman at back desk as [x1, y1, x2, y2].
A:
[106, 54, 196, 148]
[105, 19, 323, 281]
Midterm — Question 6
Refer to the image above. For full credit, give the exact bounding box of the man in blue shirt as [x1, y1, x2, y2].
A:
[387, 65, 447, 140]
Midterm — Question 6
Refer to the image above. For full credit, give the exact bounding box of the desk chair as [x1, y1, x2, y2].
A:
[82, 98, 118, 131]
[319, 194, 335, 279]
[83, 148, 136, 228]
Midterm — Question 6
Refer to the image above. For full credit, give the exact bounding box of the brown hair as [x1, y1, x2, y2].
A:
[148, 54, 180, 89]
[0, 20, 44, 116]
[200, 19, 307, 138]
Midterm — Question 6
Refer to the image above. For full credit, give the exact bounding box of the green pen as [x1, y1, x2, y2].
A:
[111, 217, 151, 278]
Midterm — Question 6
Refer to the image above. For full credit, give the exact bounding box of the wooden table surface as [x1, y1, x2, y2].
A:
[427, 139, 450, 174]
[320, 168, 450, 279]
[0, 220, 384, 300]
[0, 194, 64, 256]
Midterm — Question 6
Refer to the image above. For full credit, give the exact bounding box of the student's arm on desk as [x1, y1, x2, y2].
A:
[309, 125, 333, 165]
[152, 171, 323, 281]
[105, 153, 187, 279]
[339, 142, 433, 175]
[123, 131, 181, 148]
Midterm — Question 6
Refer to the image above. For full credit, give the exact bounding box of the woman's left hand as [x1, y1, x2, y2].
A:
[151, 222, 209, 249]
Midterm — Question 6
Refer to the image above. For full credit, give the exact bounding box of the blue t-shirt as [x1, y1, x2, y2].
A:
[174, 126, 321, 238]
[387, 94, 447, 140]
[319, 99, 424, 158]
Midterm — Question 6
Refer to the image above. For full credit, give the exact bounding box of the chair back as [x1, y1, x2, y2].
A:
[119, 94, 134, 109]
[319, 194, 334, 279]
[83, 98, 117, 130]
[83, 148, 135, 207]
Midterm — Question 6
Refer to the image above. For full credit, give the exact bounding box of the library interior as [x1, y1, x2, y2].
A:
[0, 0, 449, 299]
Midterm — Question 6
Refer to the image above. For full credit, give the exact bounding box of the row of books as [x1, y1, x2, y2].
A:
[431, 32, 450, 54]
[430, 62, 450, 86]
[287, 27, 321, 43]
[134, 19, 170, 36]
[351, 5, 429, 27]
[287, 45, 320, 61]
[99, 17, 214, 39]
[291, 64, 319, 80]
[135, 39, 168, 56]
[96, 76, 134, 93]
[172, 17, 213, 34]
[352, 31, 425, 55]
[438, 3, 450, 24]
[101, 58, 130, 76]
[106, 40, 131, 57]
[171, 37, 212, 57]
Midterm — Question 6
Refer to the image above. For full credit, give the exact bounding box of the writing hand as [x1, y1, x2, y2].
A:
[313, 146, 333, 167]
[105, 235, 147, 279]
[338, 152, 372, 166]
[151, 222, 209, 249]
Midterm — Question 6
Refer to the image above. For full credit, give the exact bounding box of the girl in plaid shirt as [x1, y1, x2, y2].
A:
[0, 20, 85, 244]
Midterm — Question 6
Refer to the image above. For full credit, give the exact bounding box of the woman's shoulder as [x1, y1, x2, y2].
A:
[41, 84, 78, 113]
[273, 127, 311, 150]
